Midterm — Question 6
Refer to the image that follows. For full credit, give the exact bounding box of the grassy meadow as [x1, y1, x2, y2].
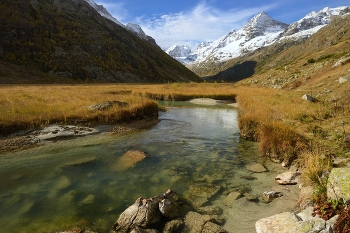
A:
[1, 82, 349, 191]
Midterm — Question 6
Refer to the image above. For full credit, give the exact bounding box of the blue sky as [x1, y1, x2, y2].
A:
[95, 0, 350, 50]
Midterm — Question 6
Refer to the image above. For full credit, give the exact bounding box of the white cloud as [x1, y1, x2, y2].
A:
[135, 2, 279, 50]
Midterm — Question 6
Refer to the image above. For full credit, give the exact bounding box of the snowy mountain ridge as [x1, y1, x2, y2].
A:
[167, 6, 350, 65]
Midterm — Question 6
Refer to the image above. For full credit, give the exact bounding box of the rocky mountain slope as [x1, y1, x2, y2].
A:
[84, 0, 157, 46]
[0, 0, 201, 83]
[166, 6, 350, 78]
[206, 12, 350, 87]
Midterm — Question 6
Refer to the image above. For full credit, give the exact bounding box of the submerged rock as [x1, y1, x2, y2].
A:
[223, 191, 242, 207]
[246, 163, 267, 173]
[184, 183, 221, 208]
[112, 150, 146, 172]
[197, 205, 223, 215]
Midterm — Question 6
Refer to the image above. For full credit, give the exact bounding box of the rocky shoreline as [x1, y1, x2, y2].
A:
[0, 117, 160, 154]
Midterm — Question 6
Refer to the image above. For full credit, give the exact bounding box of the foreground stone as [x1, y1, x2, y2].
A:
[327, 167, 350, 203]
[275, 171, 300, 185]
[256, 207, 339, 233]
[112, 189, 180, 232]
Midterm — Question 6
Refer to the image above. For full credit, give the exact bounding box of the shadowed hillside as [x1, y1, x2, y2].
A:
[0, 0, 202, 83]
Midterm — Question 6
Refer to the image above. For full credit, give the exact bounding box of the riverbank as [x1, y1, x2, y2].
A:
[0, 116, 160, 154]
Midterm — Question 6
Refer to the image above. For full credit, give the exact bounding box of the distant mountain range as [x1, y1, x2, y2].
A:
[167, 6, 350, 68]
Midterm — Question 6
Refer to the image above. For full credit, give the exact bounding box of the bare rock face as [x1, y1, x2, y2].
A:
[113, 190, 180, 232]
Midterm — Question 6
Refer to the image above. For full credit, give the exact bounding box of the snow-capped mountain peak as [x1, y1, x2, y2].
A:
[243, 11, 288, 39]
[166, 5, 350, 66]
[281, 6, 350, 38]
[166, 45, 192, 58]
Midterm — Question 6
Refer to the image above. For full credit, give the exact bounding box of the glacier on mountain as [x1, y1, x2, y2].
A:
[166, 6, 350, 65]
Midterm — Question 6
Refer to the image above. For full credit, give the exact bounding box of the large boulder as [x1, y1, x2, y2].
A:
[255, 212, 313, 233]
[113, 190, 180, 232]
[327, 168, 350, 203]
[256, 208, 339, 233]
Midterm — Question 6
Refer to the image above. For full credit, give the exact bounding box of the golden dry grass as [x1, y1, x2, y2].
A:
[0, 84, 158, 135]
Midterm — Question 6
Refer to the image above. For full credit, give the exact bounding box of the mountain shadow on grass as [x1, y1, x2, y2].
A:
[204, 61, 257, 82]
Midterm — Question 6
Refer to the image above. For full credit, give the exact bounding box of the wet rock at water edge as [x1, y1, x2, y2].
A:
[261, 191, 283, 203]
[275, 171, 301, 185]
[112, 189, 181, 232]
[246, 163, 267, 173]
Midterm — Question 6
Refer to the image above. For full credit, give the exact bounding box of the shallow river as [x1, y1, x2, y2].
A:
[0, 102, 298, 233]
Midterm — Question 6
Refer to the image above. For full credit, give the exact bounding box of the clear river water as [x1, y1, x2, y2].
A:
[0, 102, 299, 233]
